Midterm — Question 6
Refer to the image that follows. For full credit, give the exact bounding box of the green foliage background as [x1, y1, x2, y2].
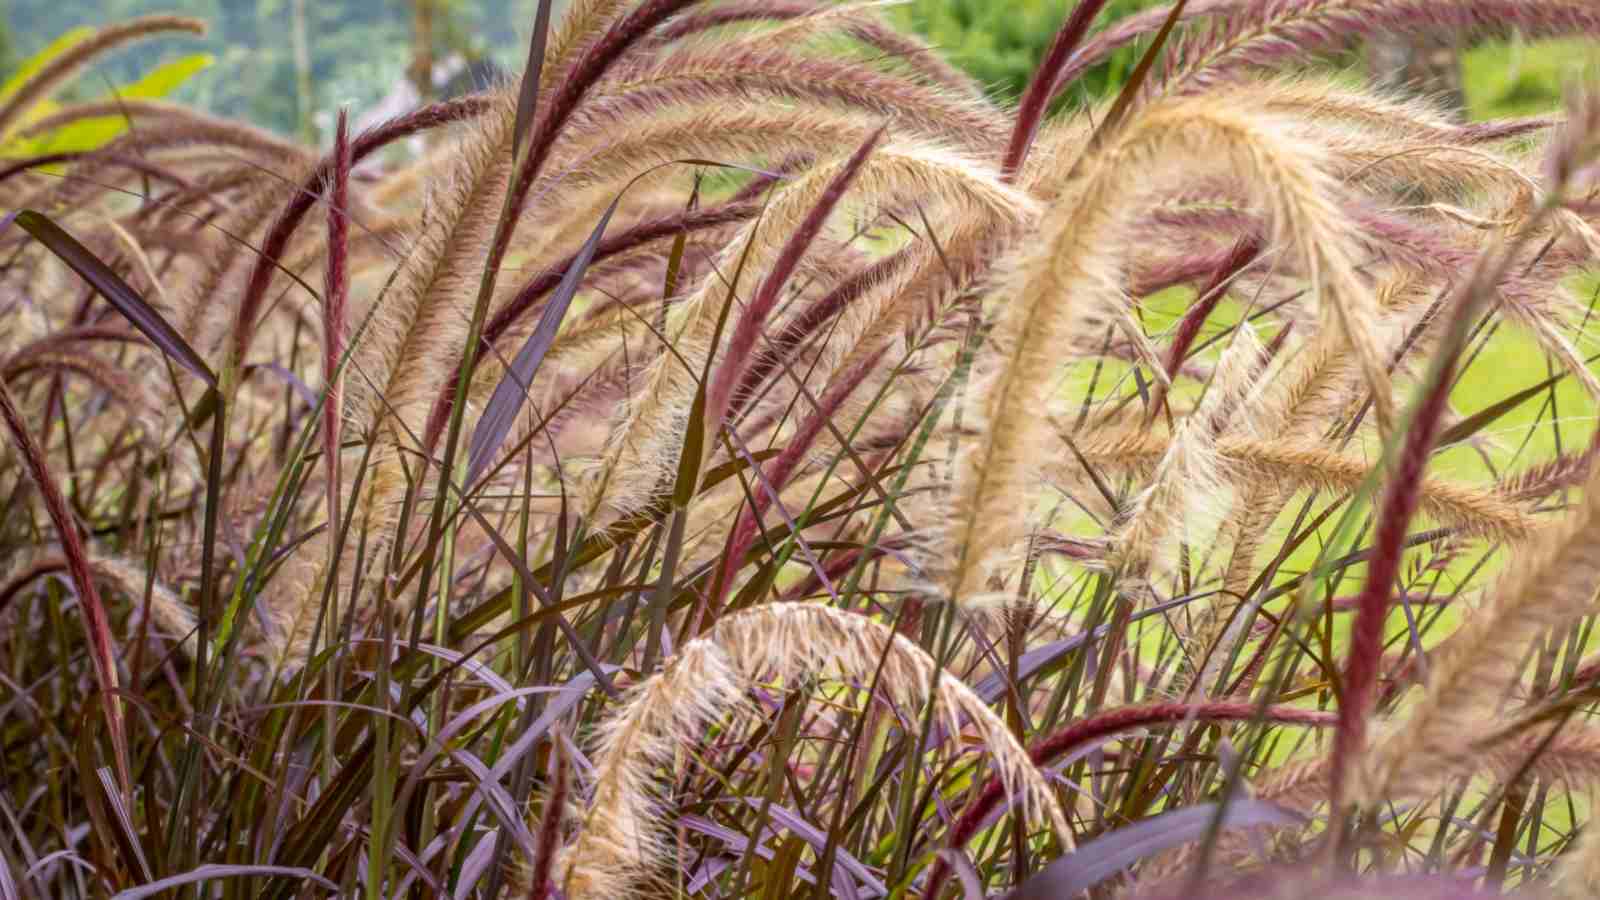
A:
[893, 0, 1154, 100]
[2, 0, 543, 137]
[2, 0, 1154, 139]
[5, 0, 1592, 138]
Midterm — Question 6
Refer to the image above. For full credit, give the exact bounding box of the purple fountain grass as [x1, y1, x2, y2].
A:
[226, 94, 494, 377]
[322, 111, 352, 544]
[704, 126, 887, 431]
[7, 3, 1600, 898]
[1168, 0, 1600, 90]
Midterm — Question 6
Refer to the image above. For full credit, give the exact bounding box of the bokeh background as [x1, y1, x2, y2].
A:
[6, 0, 1592, 141]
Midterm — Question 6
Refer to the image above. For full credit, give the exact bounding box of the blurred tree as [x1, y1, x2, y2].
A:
[1368, 34, 1467, 116]
[0, 3, 16, 81]
[411, 0, 435, 102]
[894, 0, 1158, 102]
[7, 0, 415, 136]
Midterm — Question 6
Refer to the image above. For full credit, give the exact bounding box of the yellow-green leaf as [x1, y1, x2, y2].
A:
[2, 53, 214, 158]
[28, 116, 128, 155]
[116, 53, 214, 100]
[0, 28, 95, 104]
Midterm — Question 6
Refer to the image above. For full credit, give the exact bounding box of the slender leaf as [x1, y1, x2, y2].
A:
[111, 865, 338, 899]
[1005, 799, 1300, 899]
[466, 194, 619, 486]
[511, 0, 554, 161]
[12, 210, 216, 386]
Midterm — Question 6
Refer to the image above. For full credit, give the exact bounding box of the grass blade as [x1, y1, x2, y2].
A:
[466, 196, 618, 486]
[1005, 800, 1299, 899]
[511, 0, 554, 161]
[12, 210, 215, 387]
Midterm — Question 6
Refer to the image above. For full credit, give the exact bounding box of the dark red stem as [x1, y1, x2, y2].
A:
[1002, 0, 1112, 181]
[229, 95, 493, 368]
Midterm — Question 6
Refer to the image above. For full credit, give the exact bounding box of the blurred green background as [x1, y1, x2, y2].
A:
[2, 0, 1595, 136]
[0, 0, 1157, 138]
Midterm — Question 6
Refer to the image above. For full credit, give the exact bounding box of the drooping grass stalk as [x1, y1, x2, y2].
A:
[0, 377, 129, 795]
[557, 603, 1068, 900]
[948, 96, 1389, 605]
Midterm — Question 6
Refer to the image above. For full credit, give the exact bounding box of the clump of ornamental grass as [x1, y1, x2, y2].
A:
[3, 1, 1600, 898]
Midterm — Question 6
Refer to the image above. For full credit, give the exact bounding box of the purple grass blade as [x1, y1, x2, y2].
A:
[487, 670, 616, 782]
[0, 847, 16, 900]
[109, 865, 338, 899]
[512, 0, 555, 162]
[936, 850, 984, 900]
[679, 816, 820, 888]
[95, 768, 152, 882]
[12, 210, 215, 387]
[1004, 800, 1300, 900]
[465, 196, 619, 486]
[741, 800, 888, 897]
[243, 363, 318, 406]
[453, 832, 499, 899]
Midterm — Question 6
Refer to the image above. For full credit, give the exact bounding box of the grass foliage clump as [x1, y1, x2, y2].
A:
[3, 1, 1600, 898]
